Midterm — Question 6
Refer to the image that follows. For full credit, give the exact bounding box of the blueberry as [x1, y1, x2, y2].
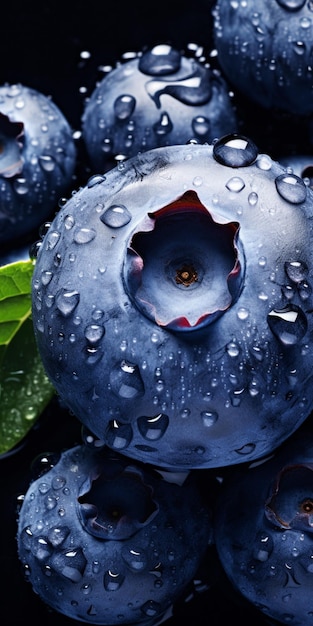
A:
[81, 43, 238, 172]
[17, 444, 211, 624]
[0, 83, 76, 245]
[214, 423, 313, 625]
[212, 0, 313, 115]
[31, 136, 313, 469]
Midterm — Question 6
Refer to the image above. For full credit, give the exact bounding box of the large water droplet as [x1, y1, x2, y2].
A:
[284, 260, 308, 283]
[56, 289, 80, 316]
[213, 134, 258, 167]
[114, 94, 136, 120]
[267, 304, 308, 345]
[276, 0, 306, 10]
[73, 228, 96, 244]
[50, 548, 87, 582]
[103, 570, 125, 591]
[225, 176, 245, 192]
[137, 413, 169, 440]
[139, 44, 181, 75]
[110, 360, 144, 398]
[100, 204, 132, 228]
[275, 173, 307, 204]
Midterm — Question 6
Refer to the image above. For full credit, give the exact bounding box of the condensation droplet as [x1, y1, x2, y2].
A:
[110, 360, 144, 398]
[201, 410, 218, 427]
[284, 260, 308, 283]
[137, 413, 169, 440]
[100, 204, 132, 228]
[267, 304, 308, 345]
[56, 289, 80, 317]
[73, 228, 96, 244]
[275, 173, 307, 204]
[105, 420, 133, 449]
[226, 176, 245, 192]
[114, 94, 136, 121]
[213, 133, 258, 167]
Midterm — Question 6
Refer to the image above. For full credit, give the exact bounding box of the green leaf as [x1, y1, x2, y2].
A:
[0, 260, 55, 455]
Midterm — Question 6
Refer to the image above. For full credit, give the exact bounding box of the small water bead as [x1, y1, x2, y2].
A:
[298, 280, 312, 300]
[153, 112, 173, 136]
[110, 360, 144, 398]
[226, 176, 245, 192]
[100, 204, 132, 228]
[103, 570, 125, 591]
[47, 526, 70, 547]
[122, 546, 148, 571]
[191, 115, 211, 138]
[275, 173, 307, 204]
[248, 191, 258, 206]
[237, 306, 250, 320]
[256, 154, 272, 171]
[235, 442, 256, 455]
[39, 155, 56, 172]
[226, 341, 240, 357]
[14, 177, 29, 194]
[201, 410, 218, 427]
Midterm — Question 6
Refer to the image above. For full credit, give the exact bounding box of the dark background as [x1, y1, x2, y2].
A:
[0, 1, 308, 624]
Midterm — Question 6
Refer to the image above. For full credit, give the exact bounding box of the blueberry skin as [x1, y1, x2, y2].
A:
[17, 444, 211, 624]
[31, 138, 313, 470]
[0, 83, 76, 245]
[214, 424, 313, 625]
[82, 43, 237, 172]
[213, 0, 313, 115]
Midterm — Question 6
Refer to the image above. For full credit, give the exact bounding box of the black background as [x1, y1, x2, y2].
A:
[0, 1, 310, 624]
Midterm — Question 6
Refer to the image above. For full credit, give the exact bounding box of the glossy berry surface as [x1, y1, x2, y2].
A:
[213, 0, 313, 116]
[31, 135, 313, 469]
[17, 443, 211, 624]
[81, 43, 237, 172]
[214, 423, 313, 625]
[0, 83, 76, 245]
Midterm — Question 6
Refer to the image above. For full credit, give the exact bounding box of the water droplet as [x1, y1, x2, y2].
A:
[275, 173, 307, 204]
[100, 204, 132, 228]
[225, 176, 245, 192]
[105, 420, 133, 449]
[192, 115, 211, 138]
[201, 410, 218, 427]
[284, 260, 308, 283]
[213, 133, 258, 167]
[237, 306, 250, 320]
[39, 155, 56, 172]
[87, 174, 106, 188]
[235, 443, 256, 455]
[50, 548, 87, 582]
[226, 341, 240, 357]
[267, 304, 308, 345]
[110, 360, 144, 398]
[84, 324, 105, 344]
[137, 413, 169, 440]
[14, 177, 29, 194]
[248, 191, 258, 206]
[153, 112, 173, 136]
[139, 44, 181, 75]
[256, 154, 272, 171]
[47, 525, 70, 547]
[122, 546, 147, 571]
[103, 570, 125, 591]
[73, 228, 96, 244]
[56, 289, 80, 317]
[276, 0, 305, 10]
[114, 94, 136, 120]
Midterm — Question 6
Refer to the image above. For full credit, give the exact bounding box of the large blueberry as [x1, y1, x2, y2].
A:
[214, 422, 313, 625]
[0, 83, 76, 245]
[213, 0, 313, 115]
[17, 444, 211, 624]
[82, 43, 237, 172]
[31, 136, 313, 469]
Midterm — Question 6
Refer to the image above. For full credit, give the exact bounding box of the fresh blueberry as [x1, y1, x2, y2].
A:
[214, 422, 313, 625]
[81, 43, 238, 172]
[0, 83, 76, 245]
[17, 443, 211, 624]
[31, 135, 313, 470]
[212, 0, 313, 115]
